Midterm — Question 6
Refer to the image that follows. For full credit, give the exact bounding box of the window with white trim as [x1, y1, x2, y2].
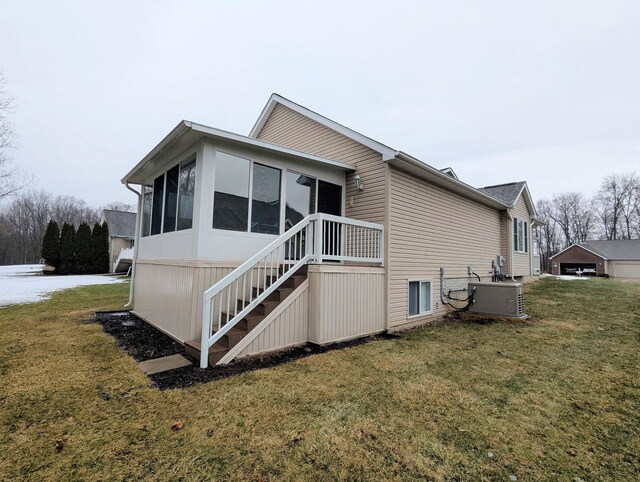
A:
[142, 154, 197, 237]
[212, 152, 282, 234]
[408, 280, 432, 316]
[513, 218, 528, 253]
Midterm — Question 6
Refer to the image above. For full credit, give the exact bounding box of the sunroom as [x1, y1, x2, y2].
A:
[122, 121, 385, 367]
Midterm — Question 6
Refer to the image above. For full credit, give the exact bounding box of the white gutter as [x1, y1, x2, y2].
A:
[124, 182, 142, 308]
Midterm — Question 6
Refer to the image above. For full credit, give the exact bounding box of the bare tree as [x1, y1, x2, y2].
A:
[0, 73, 29, 199]
[594, 173, 639, 240]
[535, 199, 560, 272]
[103, 201, 135, 212]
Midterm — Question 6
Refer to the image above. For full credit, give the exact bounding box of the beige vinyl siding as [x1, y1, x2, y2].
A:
[134, 260, 239, 343]
[133, 262, 196, 342]
[511, 195, 532, 276]
[255, 103, 387, 225]
[236, 281, 310, 357]
[308, 265, 385, 343]
[387, 167, 503, 328]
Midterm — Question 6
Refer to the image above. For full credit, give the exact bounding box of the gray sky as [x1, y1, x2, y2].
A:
[1, 0, 638, 209]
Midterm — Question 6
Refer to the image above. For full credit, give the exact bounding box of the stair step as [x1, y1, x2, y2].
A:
[184, 339, 227, 366]
[237, 314, 264, 331]
[250, 286, 295, 301]
[223, 327, 247, 349]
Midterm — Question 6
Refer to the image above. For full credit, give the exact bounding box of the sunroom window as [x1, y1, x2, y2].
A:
[150, 174, 165, 235]
[409, 280, 432, 316]
[213, 152, 250, 231]
[177, 156, 196, 230]
[141, 184, 153, 237]
[251, 163, 281, 234]
[163, 165, 179, 233]
[212, 153, 284, 234]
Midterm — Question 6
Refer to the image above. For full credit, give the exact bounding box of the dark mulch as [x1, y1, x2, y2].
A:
[93, 311, 398, 390]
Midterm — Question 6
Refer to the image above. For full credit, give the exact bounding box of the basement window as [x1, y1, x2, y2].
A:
[513, 218, 529, 253]
[408, 280, 432, 317]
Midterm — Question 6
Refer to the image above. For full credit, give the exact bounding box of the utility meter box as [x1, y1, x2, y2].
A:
[467, 282, 527, 319]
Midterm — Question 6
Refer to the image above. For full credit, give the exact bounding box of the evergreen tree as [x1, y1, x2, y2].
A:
[92, 222, 111, 273]
[75, 222, 93, 274]
[58, 223, 76, 275]
[41, 220, 60, 268]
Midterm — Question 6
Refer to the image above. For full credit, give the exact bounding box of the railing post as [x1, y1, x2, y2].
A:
[314, 214, 324, 263]
[200, 299, 212, 368]
[379, 228, 385, 267]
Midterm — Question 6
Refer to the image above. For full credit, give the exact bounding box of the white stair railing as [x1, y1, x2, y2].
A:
[200, 213, 384, 368]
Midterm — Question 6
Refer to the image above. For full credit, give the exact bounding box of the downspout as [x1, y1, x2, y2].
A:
[506, 209, 517, 282]
[124, 182, 142, 308]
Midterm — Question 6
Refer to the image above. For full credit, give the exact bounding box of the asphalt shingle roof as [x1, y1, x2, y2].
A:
[102, 210, 136, 238]
[478, 182, 526, 206]
[582, 239, 640, 260]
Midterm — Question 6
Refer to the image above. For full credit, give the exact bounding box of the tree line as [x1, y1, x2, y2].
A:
[41, 219, 110, 275]
[535, 172, 640, 272]
[0, 188, 133, 265]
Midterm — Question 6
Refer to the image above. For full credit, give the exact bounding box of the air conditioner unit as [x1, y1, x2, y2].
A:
[467, 282, 527, 319]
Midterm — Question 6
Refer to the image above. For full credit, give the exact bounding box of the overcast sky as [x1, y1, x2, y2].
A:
[1, 0, 638, 209]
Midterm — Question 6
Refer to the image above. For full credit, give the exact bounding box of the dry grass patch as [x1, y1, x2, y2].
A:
[1, 278, 639, 480]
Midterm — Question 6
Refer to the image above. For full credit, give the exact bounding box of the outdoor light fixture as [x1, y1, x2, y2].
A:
[354, 175, 364, 192]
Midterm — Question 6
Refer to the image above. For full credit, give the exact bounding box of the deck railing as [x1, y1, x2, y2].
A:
[200, 213, 384, 368]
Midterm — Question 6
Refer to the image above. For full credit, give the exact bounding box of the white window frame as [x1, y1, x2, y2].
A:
[407, 279, 433, 318]
[513, 218, 529, 253]
[143, 150, 198, 237]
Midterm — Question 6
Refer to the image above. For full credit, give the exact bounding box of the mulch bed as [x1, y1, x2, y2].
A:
[92, 311, 398, 390]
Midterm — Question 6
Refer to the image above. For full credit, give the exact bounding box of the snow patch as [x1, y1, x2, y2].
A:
[0, 264, 126, 308]
[554, 275, 591, 281]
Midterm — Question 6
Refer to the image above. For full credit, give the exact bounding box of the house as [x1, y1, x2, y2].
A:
[99, 209, 136, 273]
[550, 239, 640, 278]
[121, 94, 541, 368]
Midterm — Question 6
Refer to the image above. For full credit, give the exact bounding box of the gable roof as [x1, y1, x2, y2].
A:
[479, 181, 539, 219]
[479, 182, 526, 205]
[549, 239, 640, 260]
[250, 94, 397, 160]
[582, 240, 640, 260]
[251, 94, 511, 211]
[102, 210, 136, 238]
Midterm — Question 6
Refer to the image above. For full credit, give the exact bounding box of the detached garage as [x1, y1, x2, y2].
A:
[550, 239, 640, 279]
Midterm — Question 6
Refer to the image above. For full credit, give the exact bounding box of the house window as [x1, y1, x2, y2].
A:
[251, 163, 281, 234]
[150, 174, 165, 235]
[212, 152, 285, 234]
[177, 156, 196, 230]
[163, 165, 180, 233]
[141, 184, 153, 237]
[408, 280, 432, 316]
[513, 218, 529, 253]
[213, 152, 250, 231]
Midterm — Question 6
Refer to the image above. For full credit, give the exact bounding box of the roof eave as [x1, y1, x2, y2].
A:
[390, 152, 509, 210]
[122, 120, 355, 185]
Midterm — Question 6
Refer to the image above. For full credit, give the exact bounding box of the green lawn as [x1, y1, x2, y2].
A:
[1, 278, 639, 481]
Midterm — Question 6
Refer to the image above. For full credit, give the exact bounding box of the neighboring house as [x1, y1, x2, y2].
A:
[100, 209, 136, 273]
[550, 239, 640, 278]
[121, 93, 541, 368]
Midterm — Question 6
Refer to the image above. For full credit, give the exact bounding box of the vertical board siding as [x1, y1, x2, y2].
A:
[511, 195, 532, 276]
[256, 103, 388, 225]
[238, 282, 310, 357]
[308, 266, 385, 343]
[133, 262, 195, 342]
[388, 167, 503, 328]
[134, 261, 238, 343]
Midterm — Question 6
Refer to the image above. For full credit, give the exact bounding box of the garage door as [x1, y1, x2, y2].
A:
[613, 262, 640, 279]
